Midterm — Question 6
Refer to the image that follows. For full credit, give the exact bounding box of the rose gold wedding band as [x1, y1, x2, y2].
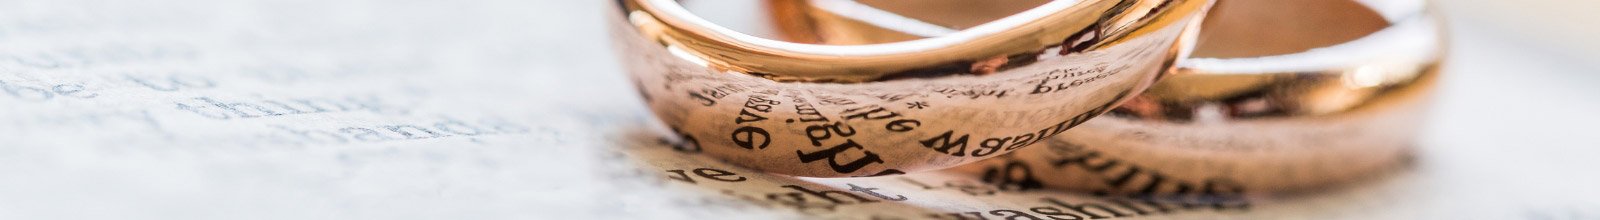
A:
[609, 0, 1211, 177]
[961, 0, 1443, 196]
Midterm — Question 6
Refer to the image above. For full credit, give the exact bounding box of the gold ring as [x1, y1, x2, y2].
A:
[610, 0, 1211, 177]
[771, 0, 1445, 192]
[967, 0, 1444, 195]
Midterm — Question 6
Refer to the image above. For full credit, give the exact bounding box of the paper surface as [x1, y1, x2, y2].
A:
[1, 0, 1597, 219]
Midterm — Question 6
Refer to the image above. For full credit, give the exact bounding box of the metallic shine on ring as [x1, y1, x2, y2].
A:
[966, 0, 1444, 195]
[773, 0, 1445, 192]
[609, 0, 1212, 177]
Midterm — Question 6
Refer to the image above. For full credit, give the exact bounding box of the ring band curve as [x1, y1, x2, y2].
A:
[609, 0, 1212, 177]
[772, 0, 1445, 193]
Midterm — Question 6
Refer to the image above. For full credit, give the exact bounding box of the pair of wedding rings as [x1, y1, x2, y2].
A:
[611, 0, 1443, 194]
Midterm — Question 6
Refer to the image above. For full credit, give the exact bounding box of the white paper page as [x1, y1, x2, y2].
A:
[1, 0, 1596, 219]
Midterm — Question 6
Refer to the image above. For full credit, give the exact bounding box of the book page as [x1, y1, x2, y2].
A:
[1, 0, 1596, 219]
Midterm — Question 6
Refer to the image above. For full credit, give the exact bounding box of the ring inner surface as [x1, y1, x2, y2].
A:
[1193, 0, 1387, 58]
[836, 0, 1389, 58]
[855, 0, 1051, 30]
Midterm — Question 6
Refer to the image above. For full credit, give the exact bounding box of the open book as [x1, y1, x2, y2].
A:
[1, 0, 1596, 219]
